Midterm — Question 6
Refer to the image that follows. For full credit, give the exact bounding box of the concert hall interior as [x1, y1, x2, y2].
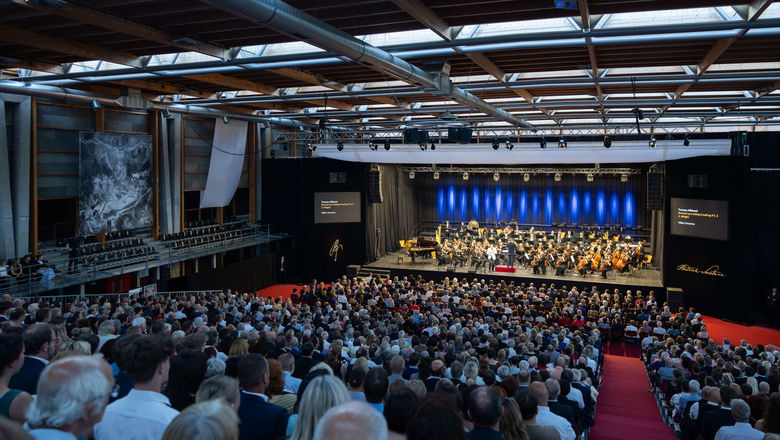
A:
[1, 2, 780, 440]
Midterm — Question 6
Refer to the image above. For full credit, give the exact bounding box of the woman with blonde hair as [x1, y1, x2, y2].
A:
[290, 374, 350, 440]
[500, 397, 529, 440]
[228, 339, 249, 358]
[162, 399, 238, 440]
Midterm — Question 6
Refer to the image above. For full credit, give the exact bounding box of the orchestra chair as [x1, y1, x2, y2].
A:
[640, 255, 652, 269]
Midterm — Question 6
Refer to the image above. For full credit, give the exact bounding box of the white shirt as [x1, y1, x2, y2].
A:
[714, 422, 764, 440]
[565, 387, 585, 409]
[94, 389, 179, 440]
[28, 429, 77, 440]
[283, 370, 301, 394]
[536, 405, 576, 440]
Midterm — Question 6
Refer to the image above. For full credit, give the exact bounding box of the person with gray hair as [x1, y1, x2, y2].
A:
[205, 357, 226, 378]
[195, 375, 240, 411]
[26, 355, 114, 440]
[713, 399, 763, 440]
[312, 400, 388, 440]
[97, 320, 118, 350]
[162, 399, 239, 440]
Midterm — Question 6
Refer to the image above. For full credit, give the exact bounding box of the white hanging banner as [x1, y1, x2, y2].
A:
[200, 119, 248, 208]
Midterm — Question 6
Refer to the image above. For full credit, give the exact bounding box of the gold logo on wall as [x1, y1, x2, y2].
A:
[676, 264, 726, 277]
[329, 239, 344, 262]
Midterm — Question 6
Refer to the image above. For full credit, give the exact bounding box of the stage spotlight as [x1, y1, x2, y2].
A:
[558, 138, 567, 148]
[384, 141, 391, 151]
[621, 174, 629, 182]
[419, 142, 427, 151]
[337, 141, 344, 151]
[683, 135, 690, 147]
[463, 172, 469, 181]
[493, 172, 500, 182]
[161, 108, 172, 119]
[368, 142, 377, 151]
[649, 136, 656, 148]
[430, 141, 436, 151]
[523, 173, 530, 182]
[307, 143, 316, 152]
[603, 136, 611, 148]
[409, 171, 415, 179]
[433, 171, 440, 180]
[554, 173, 562, 182]
[586, 173, 594, 182]
[492, 141, 499, 151]
[91, 100, 101, 111]
[505, 141, 513, 151]
[222, 116, 230, 124]
[540, 138, 547, 149]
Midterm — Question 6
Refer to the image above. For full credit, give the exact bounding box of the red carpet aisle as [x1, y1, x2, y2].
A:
[702, 315, 780, 346]
[255, 284, 300, 300]
[589, 355, 677, 440]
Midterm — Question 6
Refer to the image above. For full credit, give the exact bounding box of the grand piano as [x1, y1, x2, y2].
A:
[406, 237, 438, 264]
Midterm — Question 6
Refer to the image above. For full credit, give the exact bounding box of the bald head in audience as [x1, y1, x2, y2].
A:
[529, 381, 549, 406]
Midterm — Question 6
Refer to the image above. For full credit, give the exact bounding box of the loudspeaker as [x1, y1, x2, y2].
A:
[403, 128, 429, 144]
[447, 127, 472, 143]
[647, 172, 663, 211]
[368, 167, 383, 203]
[667, 287, 685, 311]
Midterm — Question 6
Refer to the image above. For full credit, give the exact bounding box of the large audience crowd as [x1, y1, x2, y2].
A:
[0, 273, 777, 440]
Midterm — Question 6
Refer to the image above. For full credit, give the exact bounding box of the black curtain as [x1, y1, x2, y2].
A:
[365, 165, 417, 262]
[745, 171, 780, 320]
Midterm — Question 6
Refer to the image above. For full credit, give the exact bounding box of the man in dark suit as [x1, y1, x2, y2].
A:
[700, 386, 738, 440]
[9, 323, 57, 394]
[515, 369, 531, 396]
[547, 379, 577, 434]
[293, 342, 317, 378]
[237, 354, 289, 440]
[467, 387, 504, 440]
[424, 359, 446, 393]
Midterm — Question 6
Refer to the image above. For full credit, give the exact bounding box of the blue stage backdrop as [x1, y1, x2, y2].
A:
[415, 172, 646, 227]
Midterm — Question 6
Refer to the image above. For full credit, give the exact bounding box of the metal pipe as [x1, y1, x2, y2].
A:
[17, 18, 780, 84]
[206, 0, 535, 130]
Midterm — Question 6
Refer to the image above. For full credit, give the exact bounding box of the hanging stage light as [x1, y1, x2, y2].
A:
[554, 173, 562, 182]
[429, 141, 436, 151]
[649, 136, 657, 148]
[433, 171, 440, 180]
[505, 141, 514, 151]
[369, 142, 378, 151]
[621, 174, 629, 182]
[523, 173, 531, 182]
[384, 141, 391, 151]
[336, 141, 344, 151]
[409, 171, 415, 179]
[221, 116, 230, 124]
[603, 136, 611, 148]
[419, 142, 427, 151]
[463, 172, 469, 181]
[683, 135, 690, 147]
[540, 138, 547, 149]
[586, 173, 594, 182]
[493, 172, 500, 182]
[492, 141, 499, 150]
[558, 138, 567, 148]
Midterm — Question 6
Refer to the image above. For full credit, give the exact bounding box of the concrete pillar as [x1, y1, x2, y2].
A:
[256, 125, 271, 222]
[11, 96, 31, 255]
[212, 254, 217, 269]
[158, 112, 174, 234]
[168, 114, 182, 232]
[0, 97, 16, 258]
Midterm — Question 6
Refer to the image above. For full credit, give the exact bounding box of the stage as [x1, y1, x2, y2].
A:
[363, 250, 664, 292]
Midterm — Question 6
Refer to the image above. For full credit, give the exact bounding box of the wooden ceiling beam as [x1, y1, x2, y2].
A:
[0, 24, 142, 67]
[9, 0, 229, 60]
[185, 73, 277, 95]
[390, 0, 461, 40]
[0, 57, 65, 74]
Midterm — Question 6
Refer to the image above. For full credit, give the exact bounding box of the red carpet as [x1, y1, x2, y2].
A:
[589, 355, 677, 440]
[701, 315, 780, 346]
[255, 284, 300, 300]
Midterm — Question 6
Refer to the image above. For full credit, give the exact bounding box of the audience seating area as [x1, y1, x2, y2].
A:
[0, 275, 777, 440]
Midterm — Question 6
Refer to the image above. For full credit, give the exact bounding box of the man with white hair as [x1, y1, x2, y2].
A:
[26, 355, 114, 440]
[713, 399, 763, 440]
[313, 400, 388, 440]
[96, 319, 118, 350]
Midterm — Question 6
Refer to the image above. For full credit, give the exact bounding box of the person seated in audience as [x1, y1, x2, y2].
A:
[529, 382, 575, 440]
[713, 399, 764, 440]
[267, 358, 297, 415]
[195, 375, 240, 411]
[515, 390, 561, 440]
[700, 385, 739, 440]
[0, 332, 32, 423]
[406, 394, 467, 440]
[162, 399, 239, 440]
[26, 355, 114, 440]
[384, 388, 418, 440]
[9, 323, 58, 394]
[236, 353, 288, 440]
[290, 373, 349, 440]
[94, 335, 179, 440]
[467, 386, 504, 440]
[313, 400, 388, 440]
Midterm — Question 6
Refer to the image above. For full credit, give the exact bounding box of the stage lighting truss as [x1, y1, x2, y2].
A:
[399, 167, 641, 181]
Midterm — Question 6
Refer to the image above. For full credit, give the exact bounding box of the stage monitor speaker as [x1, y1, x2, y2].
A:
[346, 265, 361, 277]
[367, 167, 383, 203]
[667, 287, 685, 311]
[647, 172, 663, 211]
[403, 128, 429, 144]
[447, 127, 472, 143]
